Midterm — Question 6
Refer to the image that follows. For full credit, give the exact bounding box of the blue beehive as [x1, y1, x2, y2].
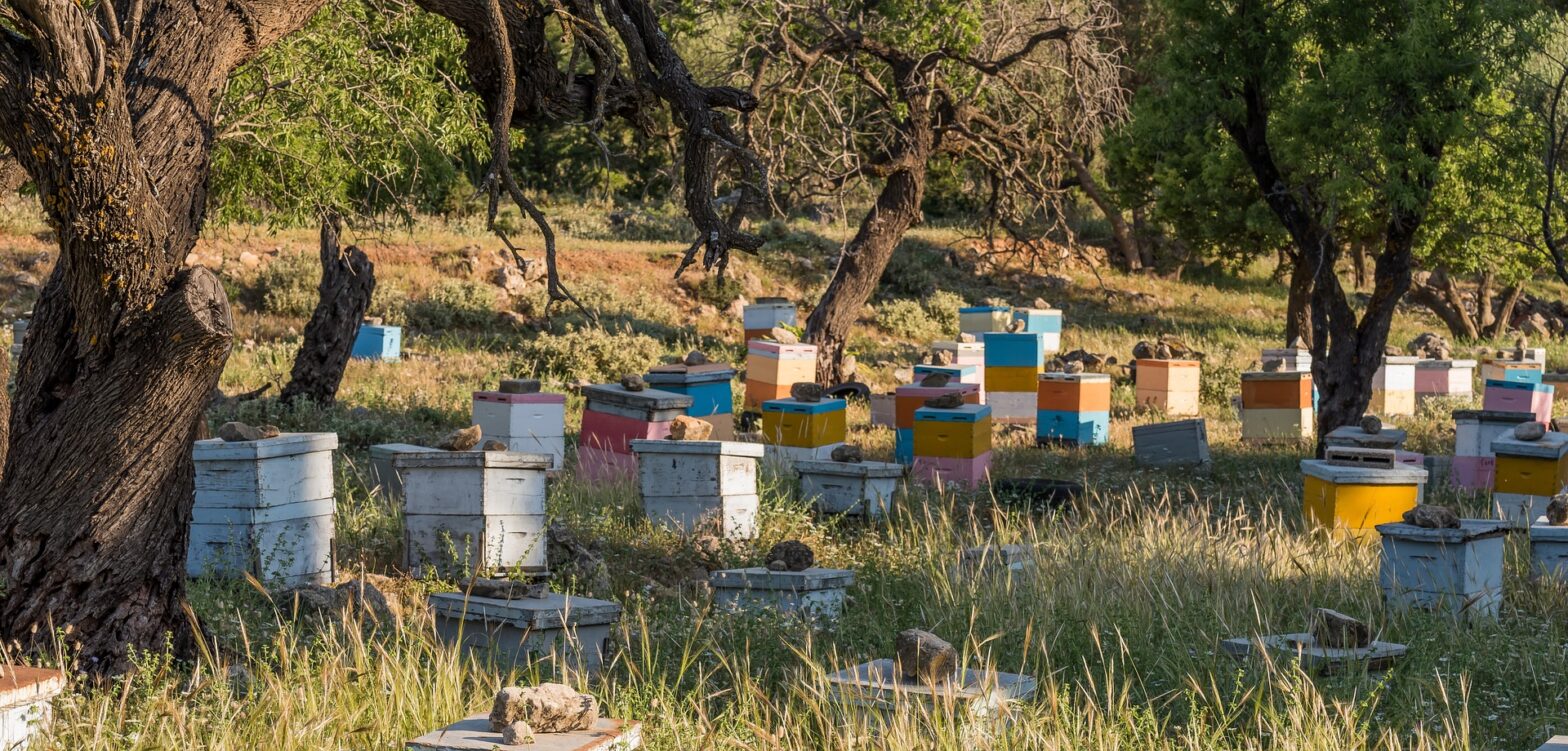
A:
[913, 364, 978, 382]
[894, 428, 915, 465]
[645, 364, 736, 418]
[351, 324, 402, 361]
[982, 332, 1045, 368]
[1037, 410, 1109, 445]
[1011, 308, 1062, 334]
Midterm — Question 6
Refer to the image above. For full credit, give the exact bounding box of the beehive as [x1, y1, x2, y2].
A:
[795, 459, 905, 519]
[826, 660, 1037, 724]
[1489, 430, 1568, 527]
[645, 362, 738, 441]
[367, 442, 432, 502]
[1414, 359, 1476, 404]
[1010, 308, 1063, 353]
[397, 450, 551, 577]
[745, 340, 817, 409]
[710, 567, 856, 621]
[409, 716, 641, 751]
[0, 665, 64, 751]
[631, 440, 762, 539]
[350, 323, 401, 361]
[1480, 357, 1544, 401]
[761, 397, 847, 463]
[869, 393, 897, 429]
[933, 340, 987, 400]
[914, 363, 981, 393]
[1301, 448, 1428, 540]
[1529, 522, 1568, 582]
[1134, 359, 1201, 417]
[1375, 519, 1509, 619]
[1132, 419, 1211, 467]
[912, 403, 992, 487]
[471, 390, 566, 469]
[427, 591, 623, 674]
[742, 299, 796, 342]
[959, 305, 1012, 336]
[1261, 347, 1311, 373]
[1241, 371, 1313, 443]
[1452, 409, 1536, 489]
[892, 382, 981, 464]
[578, 384, 692, 483]
[1036, 372, 1111, 446]
[983, 332, 1045, 423]
[1369, 356, 1418, 417]
[1482, 379, 1553, 424]
[188, 432, 338, 587]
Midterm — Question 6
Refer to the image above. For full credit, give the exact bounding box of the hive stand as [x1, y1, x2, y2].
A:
[407, 717, 641, 751]
[1489, 431, 1568, 528]
[427, 590, 624, 674]
[578, 384, 692, 484]
[795, 459, 905, 519]
[397, 450, 552, 578]
[0, 665, 65, 751]
[188, 432, 338, 587]
[472, 390, 567, 470]
[1301, 448, 1428, 540]
[630, 440, 762, 539]
[1375, 519, 1510, 619]
[1414, 359, 1476, 404]
[1451, 409, 1536, 490]
[1132, 419, 1211, 468]
[709, 567, 855, 621]
[1220, 634, 1407, 675]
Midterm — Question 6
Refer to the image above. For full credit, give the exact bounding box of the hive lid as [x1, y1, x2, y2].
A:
[794, 459, 905, 478]
[1451, 409, 1535, 424]
[1490, 431, 1568, 459]
[932, 340, 985, 351]
[915, 364, 979, 375]
[1012, 307, 1060, 317]
[193, 432, 338, 461]
[644, 363, 736, 384]
[1242, 371, 1311, 381]
[406, 715, 639, 751]
[761, 398, 847, 414]
[580, 384, 692, 411]
[1529, 521, 1568, 541]
[1300, 459, 1427, 485]
[427, 591, 623, 628]
[1381, 356, 1420, 365]
[0, 665, 65, 711]
[959, 305, 1010, 313]
[1261, 347, 1310, 357]
[1134, 358, 1199, 367]
[1415, 359, 1477, 369]
[627, 439, 765, 458]
[368, 443, 436, 459]
[1039, 372, 1111, 383]
[746, 340, 817, 358]
[393, 450, 553, 470]
[1373, 518, 1511, 542]
[472, 391, 567, 404]
[709, 567, 856, 590]
[1484, 379, 1553, 393]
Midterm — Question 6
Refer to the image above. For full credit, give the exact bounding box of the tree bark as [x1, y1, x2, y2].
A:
[1284, 253, 1315, 346]
[281, 215, 376, 406]
[1488, 283, 1525, 339]
[1067, 151, 1140, 270]
[1406, 270, 1478, 340]
[1476, 270, 1495, 332]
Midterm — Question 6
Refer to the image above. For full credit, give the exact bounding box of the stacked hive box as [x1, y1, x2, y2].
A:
[1369, 356, 1418, 416]
[1415, 359, 1476, 404]
[1453, 409, 1536, 490]
[1482, 379, 1553, 424]
[1490, 430, 1568, 527]
[1376, 520, 1509, 619]
[188, 433, 338, 587]
[1301, 448, 1428, 540]
[959, 305, 1012, 336]
[368, 443, 432, 502]
[646, 362, 737, 440]
[471, 389, 566, 470]
[578, 384, 692, 483]
[761, 397, 847, 463]
[745, 340, 816, 410]
[1481, 357, 1544, 401]
[914, 364, 981, 394]
[397, 450, 551, 577]
[1323, 423, 1422, 468]
[1132, 419, 1211, 467]
[1241, 371, 1313, 443]
[912, 403, 993, 488]
[1135, 359, 1201, 417]
[1010, 308, 1063, 353]
[742, 300, 796, 342]
[893, 382, 981, 464]
[1036, 372, 1111, 446]
[350, 322, 401, 361]
[1261, 347, 1311, 372]
[631, 440, 762, 539]
[795, 459, 906, 519]
[984, 332, 1045, 423]
[932, 340, 986, 400]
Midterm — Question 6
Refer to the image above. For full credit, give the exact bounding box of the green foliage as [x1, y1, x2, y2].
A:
[402, 280, 499, 330]
[874, 299, 944, 341]
[510, 327, 668, 382]
[253, 253, 321, 317]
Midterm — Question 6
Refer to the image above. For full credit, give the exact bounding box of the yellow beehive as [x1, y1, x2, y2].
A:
[761, 399, 847, 448]
[912, 405, 992, 459]
[1301, 448, 1427, 540]
[984, 365, 1040, 393]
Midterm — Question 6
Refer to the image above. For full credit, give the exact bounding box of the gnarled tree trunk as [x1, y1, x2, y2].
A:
[1284, 252, 1315, 346]
[1407, 269, 1480, 340]
[1067, 151, 1140, 271]
[281, 214, 376, 406]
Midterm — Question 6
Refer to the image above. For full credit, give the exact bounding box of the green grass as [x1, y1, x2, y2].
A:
[6, 215, 1568, 750]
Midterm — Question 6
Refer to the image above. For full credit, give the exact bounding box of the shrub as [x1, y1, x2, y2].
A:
[923, 290, 965, 337]
[254, 252, 321, 318]
[403, 279, 499, 330]
[874, 298, 943, 341]
[511, 327, 667, 382]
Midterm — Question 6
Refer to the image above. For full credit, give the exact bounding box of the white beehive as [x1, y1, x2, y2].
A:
[795, 459, 905, 519]
[471, 391, 566, 470]
[427, 591, 623, 674]
[1529, 522, 1568, 582]
[0, 665, 64, 751]
[1375, 519, 1509, 619]
[710, 567, 856, 621]
[367, 443, 432, 502]
[631, 440, 762, 539]
[189, 432, 338, 587]
[396, 450, 551, 577]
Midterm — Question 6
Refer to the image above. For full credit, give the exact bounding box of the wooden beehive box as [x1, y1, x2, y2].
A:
[189, 432, 338, 587]
[630, 440, 762, 539]
[1482, 380, 1554, 425]
[0, 665, 65, 751]
[1451, 409, 1535, 490]
[1530, 522, 1568, 582]
[893, 383, 981, 464]
[1489, 430, 1568, 527]
[742, 300, 796, 342]
[1036, 373, 1111, 445]
[368, 443, 433, 502]
[912, 404, 993, 488]
[1375, 519, 1509, 619]
[1134, 359, 1201, 417]
[1010, 308, 1062, 352]
[427, 591, 623, 674]
[1369, 356, 1418, 416]
[761, 398, 847, 449]
[744, 340, 817, 409]
[645, 363, 738, 441]
[1301, 448, 1427, 539]
[396, 450, 551, 577]
[795, 459, 905, 519]
[710, 567, 856, 621]
[1261, 347, 1311, 373]
[472, 391, 567, 469]
[1240, 371, 1313, 443]
[1132, 419, 1211, 468]
[350, 323, 401, 361]
[959, 305, 1012, 335]
[1414, 359, 1476, 403]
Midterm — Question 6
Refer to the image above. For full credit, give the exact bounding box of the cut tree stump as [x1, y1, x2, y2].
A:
[281, 214, 375, 406]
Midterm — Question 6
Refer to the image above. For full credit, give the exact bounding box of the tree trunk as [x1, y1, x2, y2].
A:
[1407, 270, 1479, 340]
[1284, 253, 1314, 346]
[1476, 270, 1495, 332]
[1067, 151, 1140, 271]
[281, 215, 376, 406]
[1132, 206, 1156, 269]
[1351, 241, 1369, 289]
[1487, 283, 1525, 339]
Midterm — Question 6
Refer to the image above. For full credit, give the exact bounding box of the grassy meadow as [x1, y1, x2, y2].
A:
[3, 201, 1568, 750]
